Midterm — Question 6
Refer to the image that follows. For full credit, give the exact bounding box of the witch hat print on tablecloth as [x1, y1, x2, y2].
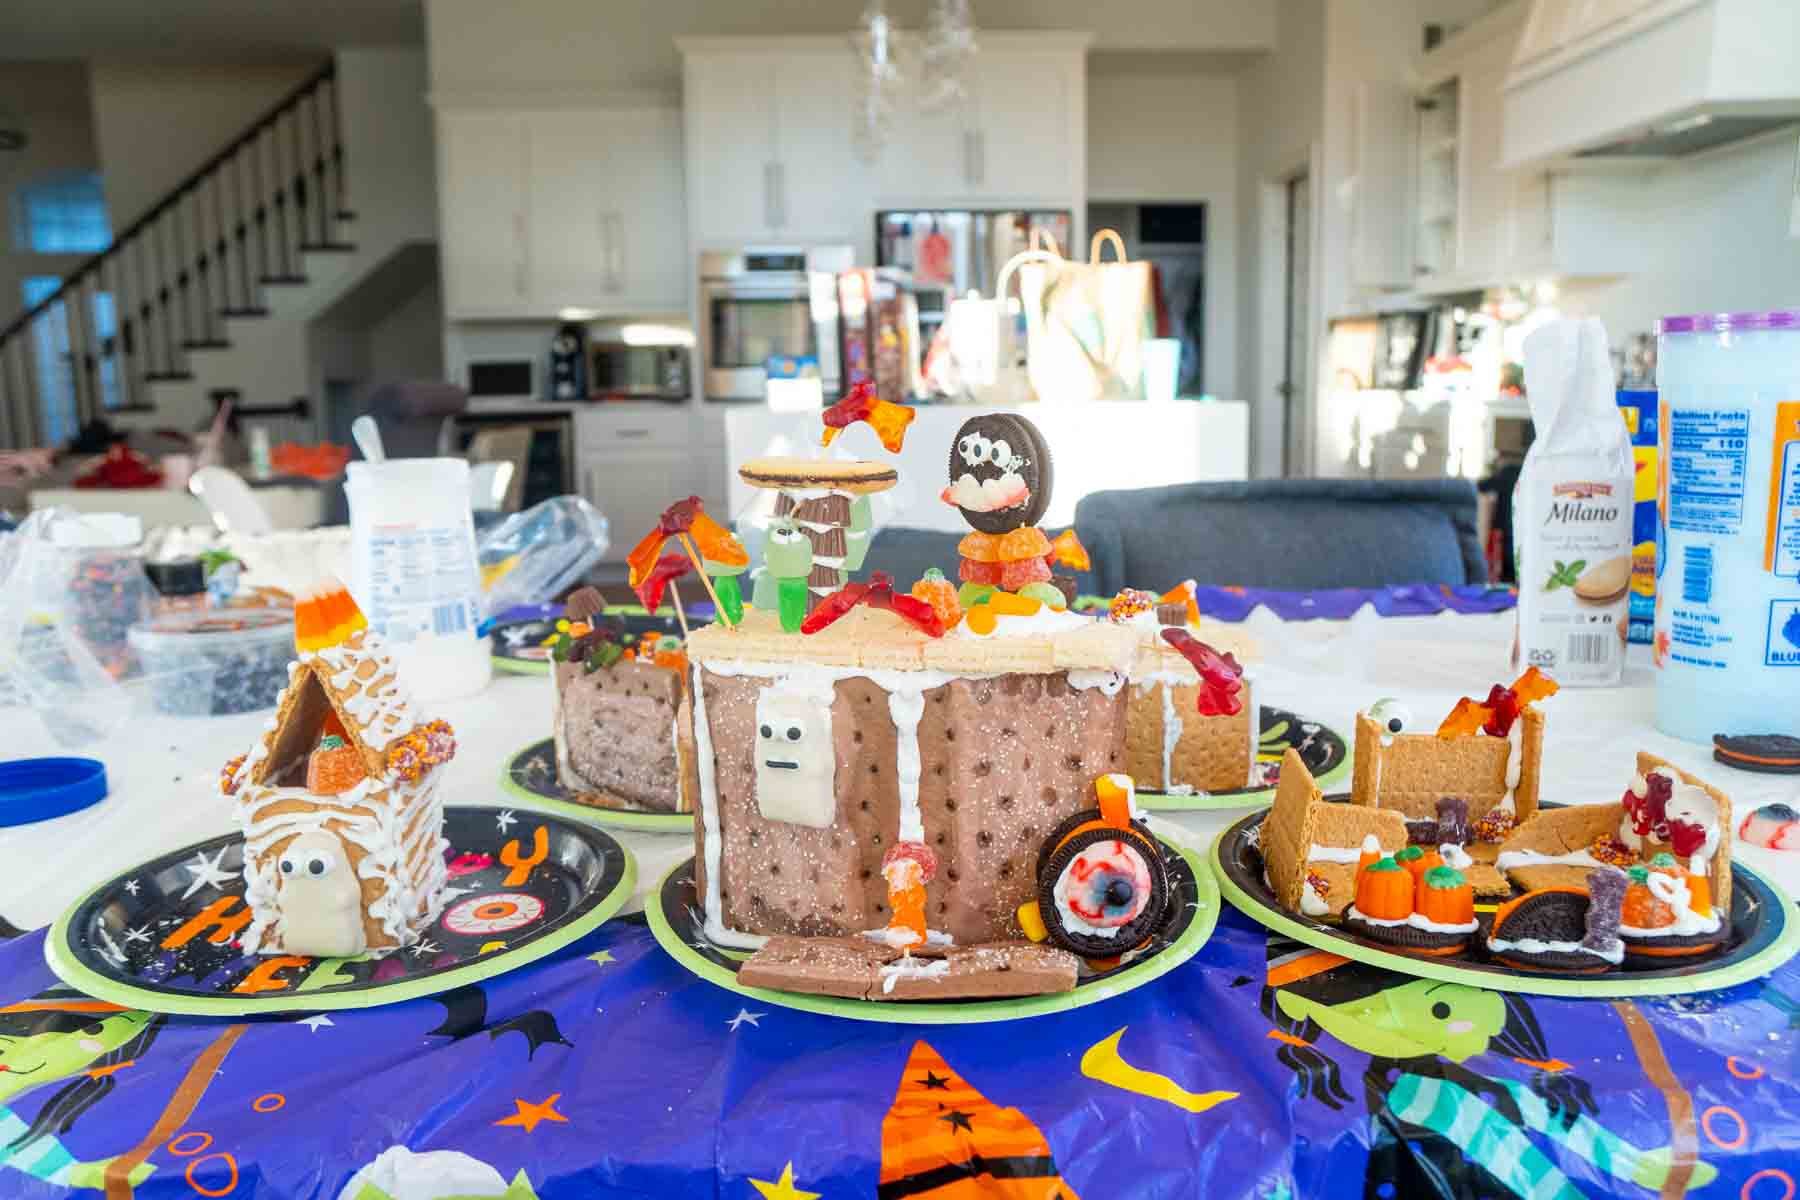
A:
[879, 1041, 1079, 1199]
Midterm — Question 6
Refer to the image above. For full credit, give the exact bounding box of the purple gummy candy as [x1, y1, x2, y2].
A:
[1582, 867, 1626, 954]
[1436, 797, 1470, 846]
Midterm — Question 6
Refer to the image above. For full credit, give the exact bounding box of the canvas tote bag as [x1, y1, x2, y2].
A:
[1027, 228, 1155, 402]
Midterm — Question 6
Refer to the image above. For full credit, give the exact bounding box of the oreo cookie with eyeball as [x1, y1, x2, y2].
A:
[1034, 817, 1168, 958]
[945, 413, 1053, 534]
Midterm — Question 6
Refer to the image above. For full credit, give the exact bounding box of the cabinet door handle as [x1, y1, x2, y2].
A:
[613, 213, 626, 291]
[961, 131, 973, 186]
[772, 163, 786, 229]
[973, 130, 985, 186]
[763, 162, 777, 230]
[512, 211, 528, 298]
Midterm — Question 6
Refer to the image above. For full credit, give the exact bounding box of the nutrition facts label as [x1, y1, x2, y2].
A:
[1668, 408, 1749, 535]
[363, 523, 479, 644]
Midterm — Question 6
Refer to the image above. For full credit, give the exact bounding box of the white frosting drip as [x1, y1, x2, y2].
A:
[1487, 933, 1625, 965]
[888, 688, 926, 844]
[1069, 669, 1127, 696]
[1494, 847, 1610, 872]
[950, 606, 1092, 639]
[1306, 844, 1366, 864]
[1346, 905, 1477, 936]
[1621, 870, 1723, 937]
[689, 662, 768, 951]
[1440, 844, 1473, 871]
[864, 927, 954, 949]
[1159, 682, 1183, 789]
[1498, 720, 1524, 814]
[1300, 883, 1332, 916]
[880, 956, 950, 993]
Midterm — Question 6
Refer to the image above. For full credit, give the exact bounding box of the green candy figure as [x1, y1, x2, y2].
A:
[762, 522, 814, 633]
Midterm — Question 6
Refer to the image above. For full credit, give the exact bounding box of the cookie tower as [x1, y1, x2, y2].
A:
[942, 412, 1091, 624]
[738, 458, 897, 624]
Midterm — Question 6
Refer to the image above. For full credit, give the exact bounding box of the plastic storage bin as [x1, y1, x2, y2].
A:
[127, 608, 295, 715]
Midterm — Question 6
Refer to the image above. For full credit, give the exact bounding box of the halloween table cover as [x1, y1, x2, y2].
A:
[2, 897, 1795, 1200]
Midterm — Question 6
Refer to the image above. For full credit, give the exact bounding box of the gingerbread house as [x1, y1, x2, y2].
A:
[679, 605, 1140, 949]
[220, 584, 455, 958]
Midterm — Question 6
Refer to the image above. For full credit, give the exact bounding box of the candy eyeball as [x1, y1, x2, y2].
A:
[987, 438, 1012, 468]
[758, 723, 773, 739]
[958, 433, 992, 468]
[306, 852, 336, 877]
[1367, 699, 1413, 736]
[785, 724, 802, 741]
[767, 523, 806, 547]
[279, 856, 296, 876]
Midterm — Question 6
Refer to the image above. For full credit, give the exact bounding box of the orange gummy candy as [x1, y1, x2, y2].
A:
[1436, 697, 1491, 739]
[1049, 528, 1091, 572]
[306, 735, 366, 795]
[957, 531, 1004, 563]
[1510, 665, 1559, 706]
[996, 526, 1052, 563]
[909, 574, 963, 629]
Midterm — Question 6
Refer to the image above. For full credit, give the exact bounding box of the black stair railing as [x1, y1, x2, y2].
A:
[0, 60, 345, 450]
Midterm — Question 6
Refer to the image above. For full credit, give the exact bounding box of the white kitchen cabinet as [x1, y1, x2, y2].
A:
[581, 450, 696, 564]
[1346, 81, 1417, 289]
[438, 111, 530, 315]
[437, 102, 686, 318]
[681, 43, 863, 245]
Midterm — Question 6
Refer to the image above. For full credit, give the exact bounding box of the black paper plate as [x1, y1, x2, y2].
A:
[492, 608, 694, 674]
[500, 738, 692, 833]
[1137, 705, 1350, 812]
[1212, 803, 1800, 997]
[645, 831, 1216, 1023]
[45, 806, 634, 1014]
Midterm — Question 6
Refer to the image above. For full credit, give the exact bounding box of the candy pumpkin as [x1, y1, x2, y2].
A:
[307, 734, 365, 795]
[1621, 866, 1674, 929]
[1354, 858, 1412, 921]
[1418, 866, 1474, 927]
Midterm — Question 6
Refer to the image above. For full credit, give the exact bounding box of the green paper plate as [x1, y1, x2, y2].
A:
[1211, 809, 1800, 998]
[500, 738, 693, 834]
[1137, 706, 1351, 813]
[44, 806, 635, 1016]
[646, 833, 1218, 1023]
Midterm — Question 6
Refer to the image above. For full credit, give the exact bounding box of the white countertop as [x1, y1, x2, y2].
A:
[725, 400, 1250, 534]
[5, 609, 1795, 932]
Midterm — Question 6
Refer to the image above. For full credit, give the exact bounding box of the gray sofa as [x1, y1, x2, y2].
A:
[864, 478, 1482, 596]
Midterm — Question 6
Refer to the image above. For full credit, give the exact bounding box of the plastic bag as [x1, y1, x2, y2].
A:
[0, 509, 207, 749]
[476, 495, 610, 620]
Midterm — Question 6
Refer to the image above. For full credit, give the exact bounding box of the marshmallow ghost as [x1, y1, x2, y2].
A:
[275, 830, 367, 958]
[754, 686, 837, 827]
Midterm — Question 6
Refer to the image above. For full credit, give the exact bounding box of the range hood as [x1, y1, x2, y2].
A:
[1502, 0, 1800, 167]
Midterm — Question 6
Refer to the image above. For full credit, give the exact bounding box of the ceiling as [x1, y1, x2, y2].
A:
[0, 0, 423, 61]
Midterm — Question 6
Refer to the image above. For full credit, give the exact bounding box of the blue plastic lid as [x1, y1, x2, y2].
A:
[0, 757, 108, 827]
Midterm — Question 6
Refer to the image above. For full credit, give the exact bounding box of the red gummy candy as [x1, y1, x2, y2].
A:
[1624, 772, 1673, 842]
[820, 379, 916, 453]
[633, 553, 693, 613]
[799, 580, 870, 635]
[658, 496, 703, 536]
[998, 555, 1052, 592]
[958, 558, 1004, 585]
[1160, 628, 1244, 717]
[882, 840, 939, 883]
[1481, 683, 1521, 737]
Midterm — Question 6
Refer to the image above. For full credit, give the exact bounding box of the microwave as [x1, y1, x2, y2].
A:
[698, 245, 852, 402]
[589, 341, 691, 404]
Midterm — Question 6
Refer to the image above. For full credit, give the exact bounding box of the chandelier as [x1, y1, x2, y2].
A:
[918, 0, 978, 113]
[852, 0, 979, 161]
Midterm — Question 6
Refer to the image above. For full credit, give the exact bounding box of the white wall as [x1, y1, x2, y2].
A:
[336, 47, 437, 249]
[1088, 62, 1239, 403]
[88, 61, 323, 228]
[426, 0, 1275, 93]
[1557, 134, 1800, 339]
[1235, 0, 1326, 477]
[368, 276, 444, 380]
[0, 63, 99, 329]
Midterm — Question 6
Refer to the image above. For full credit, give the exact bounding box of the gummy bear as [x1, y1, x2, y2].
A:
[820, 379, 917, 454]
[1436, 697, 1491, 739]
[1159, 628, 1244, 717]
[1436, 667, 1559, 737]
[632, 553, 693, 613]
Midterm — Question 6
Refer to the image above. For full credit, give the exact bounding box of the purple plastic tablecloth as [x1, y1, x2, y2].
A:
[1, 897, 1792, 1200]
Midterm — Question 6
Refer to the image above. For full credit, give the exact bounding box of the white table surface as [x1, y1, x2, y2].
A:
[7, 609, 1797, 933]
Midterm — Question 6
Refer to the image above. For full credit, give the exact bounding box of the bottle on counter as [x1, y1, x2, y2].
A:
[144, 558, 209, 616]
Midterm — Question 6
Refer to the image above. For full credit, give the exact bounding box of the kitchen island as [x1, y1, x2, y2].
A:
[724, 399, 1249, 533]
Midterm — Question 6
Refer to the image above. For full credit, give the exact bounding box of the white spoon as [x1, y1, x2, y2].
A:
[351, 415, 386, 464]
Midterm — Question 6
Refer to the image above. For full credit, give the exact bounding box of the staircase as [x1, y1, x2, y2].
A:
[0, 62, 355, 447]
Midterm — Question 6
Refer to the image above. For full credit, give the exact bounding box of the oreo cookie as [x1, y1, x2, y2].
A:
[1619, 929, 1726, 964]
[1340, 912, 1470, 957]
[1485, 888, 1616, 973]
[946, 413, 1053, 534]
[1035, 822, 1167, 958]
[1712, 733, 1800, 774]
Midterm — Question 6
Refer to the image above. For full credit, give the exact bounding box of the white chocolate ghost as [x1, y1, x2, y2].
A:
[275, 830, 367, 958]
[754, 686, 837, 828]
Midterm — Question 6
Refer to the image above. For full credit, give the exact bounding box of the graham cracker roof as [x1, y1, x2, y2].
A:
[247, 629, 420, 785]
[684, 607, 1139, 676]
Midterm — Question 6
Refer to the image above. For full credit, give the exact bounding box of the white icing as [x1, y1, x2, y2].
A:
[889, 688, 926, 844]
[1306, 844, 1366, 865]
[1486, 933, 1625, 965]
[1159, 681, 1183, 790]
[1498, 720, 1524, 814]
[690, 662, 768, 951]
[864, 927, 954, 949]
[1068, 669, 1127, 696]
[1164, 784, 1197, 797]
[1440, 843, 1473, 871]
[1300, 884, 1332, 916]
[1621, 871, 1723, 937]
[1494, 847, 1609, 872]
[1345, 905, 1476, 935]
[950, 606, 1092, 639]
[880, 956, 952, 993]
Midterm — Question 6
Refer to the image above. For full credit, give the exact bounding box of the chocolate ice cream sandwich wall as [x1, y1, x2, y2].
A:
[219, 579, 456, 958]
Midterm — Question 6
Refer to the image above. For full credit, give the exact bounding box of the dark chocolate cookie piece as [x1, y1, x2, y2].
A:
[1713, 733, 1800, 774]
[947, 413, 1053, 534]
